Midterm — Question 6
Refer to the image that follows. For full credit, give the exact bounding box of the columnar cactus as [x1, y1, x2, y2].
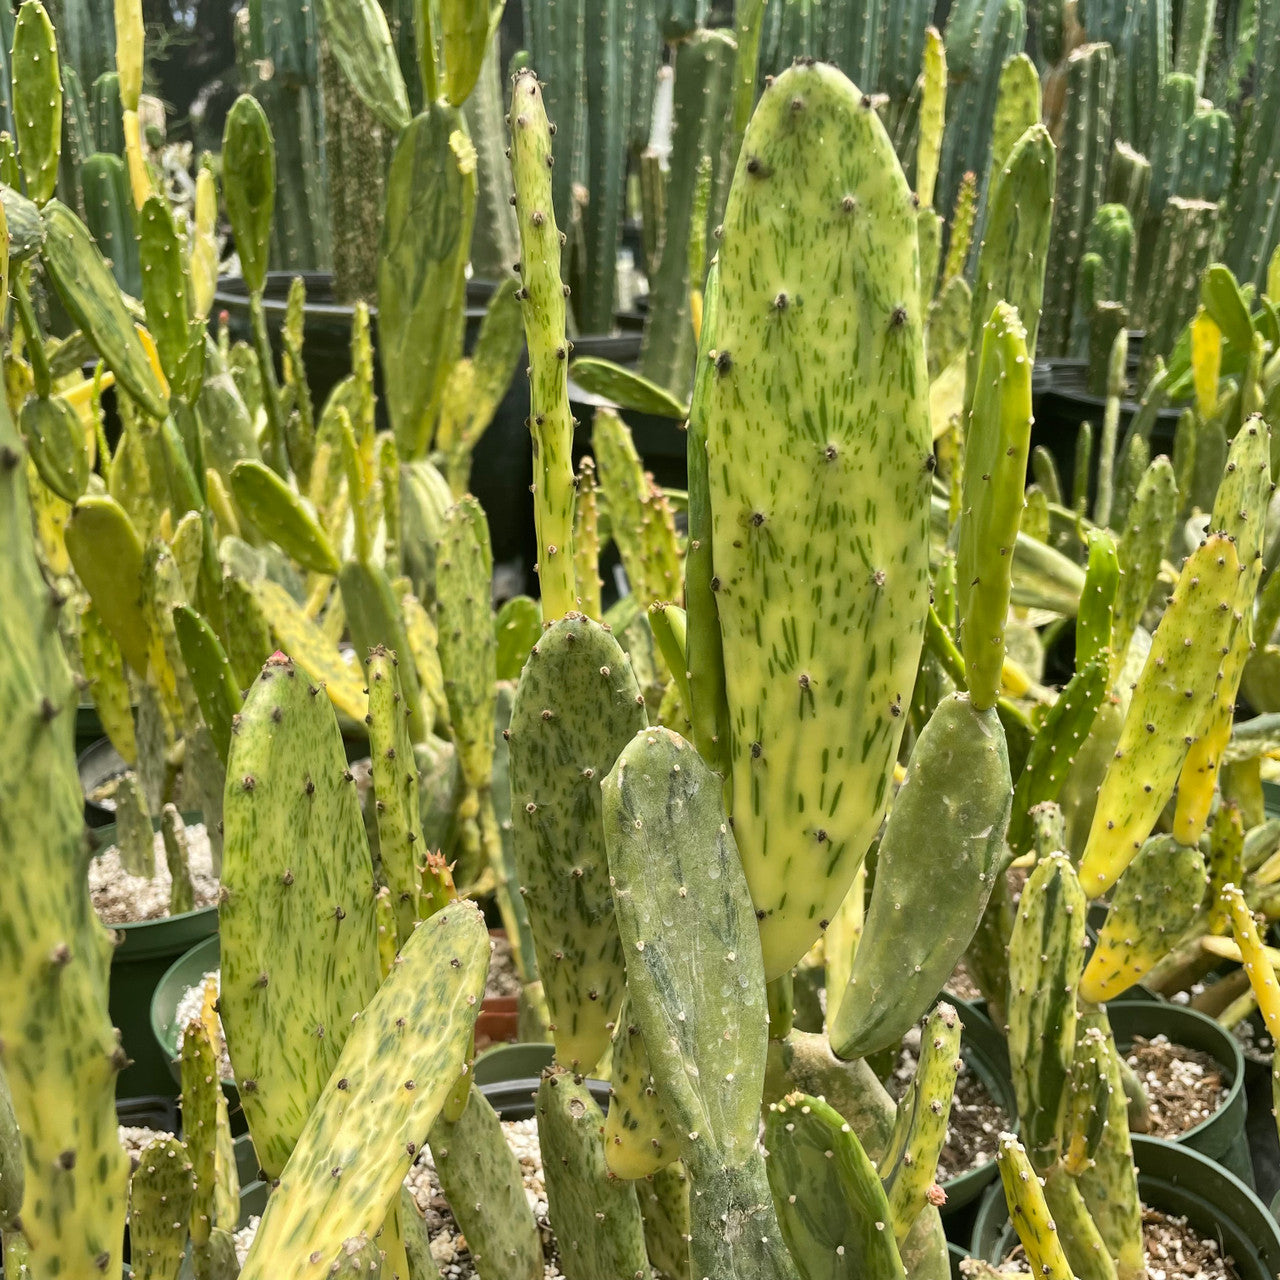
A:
[697, 60, 931, 980]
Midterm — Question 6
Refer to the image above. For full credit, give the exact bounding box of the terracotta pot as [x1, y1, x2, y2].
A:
[475, 929, 520, 1050]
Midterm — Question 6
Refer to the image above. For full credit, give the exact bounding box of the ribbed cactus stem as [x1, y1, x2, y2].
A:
[508, 69, 576, 621]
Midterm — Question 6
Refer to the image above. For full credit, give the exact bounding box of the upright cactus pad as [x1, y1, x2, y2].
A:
[957, 302, 1033, 708]
[238, 902, 488, 1280]
[366, 646, 428, 943]
[430, 1085, 543, 1280]
[996, 1135, 1075, 1280]
[764, 1092, 907, 1280]
[830, 693, 1011, 1060]
[128, 1136, 196, 1279]
[220, 654, 382, 1178]
[603, 726, 801, 1280]
[1078, 534, 1243, 896]
[1081, 835, 1207, 1002]
[1007, 852, 1087, 1172]
[0, 377, 131, 1276]
[702, 60, 931, 979]
[509, 613, 647, 1069]
[879, 1003, 963, 1245]
[508, 69, 577, 621]
[537, 1067, 652, 1280]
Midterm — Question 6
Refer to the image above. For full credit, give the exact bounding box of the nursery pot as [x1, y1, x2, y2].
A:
[76, 701, 105, 756]
[1030, 358, 1184, 512]
[1107, 1000, 1252, 1187]
[90, 818, 218, 1100]
[149, 935, 247, 1138]
[475, 1042, 611, 1118]
[79, 736, 130, 828]
[971, 1134, 1280, 1280]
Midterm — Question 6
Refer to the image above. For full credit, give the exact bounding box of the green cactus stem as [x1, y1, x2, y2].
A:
[508, 69, 577, 622]
[219, 652, 382, 1179]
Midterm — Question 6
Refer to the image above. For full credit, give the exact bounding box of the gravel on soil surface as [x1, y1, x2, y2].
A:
[963, 1206, 1241, 1280]
[90, 822, 218, 924]
[1126, 1034, 1227, 1138]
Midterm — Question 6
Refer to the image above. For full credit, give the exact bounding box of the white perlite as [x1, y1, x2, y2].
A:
[234, 1118, 567, 1279]
[175, 969, 234, 1081]
[90, 822, 218, 924]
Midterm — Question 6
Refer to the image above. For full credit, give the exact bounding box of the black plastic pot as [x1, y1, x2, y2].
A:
[89, 818, 219, 1100]
[475, 1041, 611, 1118]
[1107, 1001, 1253, 1187]
[1030, 358, 1185, 512]
[79, 736, 130, 828]
[971, 1135, 1280, 1280]
[77, 702, 105, 756]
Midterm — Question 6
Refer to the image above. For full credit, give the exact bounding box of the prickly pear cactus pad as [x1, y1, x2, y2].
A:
[0, 390, 131, 1275]
[699, 60, 932, 979]
[238, 901, 489, 1280]
[220, 653, 382, 1178]
[509, 613, 647, 1069]
[603, 726, 801, 1280]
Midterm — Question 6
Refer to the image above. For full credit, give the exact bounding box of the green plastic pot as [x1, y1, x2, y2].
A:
[90, 818, 218, 1100]
[1108, 1000, 1252, 1187]
[971, 1134, 1280, 1280]
[474, 1042, 610, 1118]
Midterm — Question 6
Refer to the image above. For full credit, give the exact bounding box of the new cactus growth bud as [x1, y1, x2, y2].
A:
[1078, 534, 1243, 896]
[230, 460, 340, 575]
[509, 613, 647, 1069]
[573, 455, 604, 620]
[830, 693, 1011, 1060]
[238, 901, 488, 1280]
[603, 726, 801, 1280]
[1081, 835, 1208, 1002]
[508, 69, 577, 621]
[220, 653, 382, 1179]
[879, 1003, 962, 1245]
[701, 61, 931, 980]
[537, 1066, 652, 1280]
[161, 804, 194, 916]
[764, 1092, 908, 1280]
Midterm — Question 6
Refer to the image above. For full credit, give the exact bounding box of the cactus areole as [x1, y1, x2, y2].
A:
[700, 60, 932, 978]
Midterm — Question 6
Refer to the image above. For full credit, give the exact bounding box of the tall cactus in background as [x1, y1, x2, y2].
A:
[236, 0, 331, 271]
[937, 0, 1028, 216]
[698, 61, 931, 979]
[1042, 43, 1116, 358]
[0, 331, 131, 1277]
[1224, 0, 1280, 289]
[1114, 0, 1170, 157]
[638, 29, 736, 399]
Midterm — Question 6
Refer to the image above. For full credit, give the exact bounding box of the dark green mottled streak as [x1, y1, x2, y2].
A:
[509, 614, 646, 1068]
[220, 654, 382, 1179]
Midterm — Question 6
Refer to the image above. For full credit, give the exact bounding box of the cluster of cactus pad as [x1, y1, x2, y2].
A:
[8, 0, 1280, 1276]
